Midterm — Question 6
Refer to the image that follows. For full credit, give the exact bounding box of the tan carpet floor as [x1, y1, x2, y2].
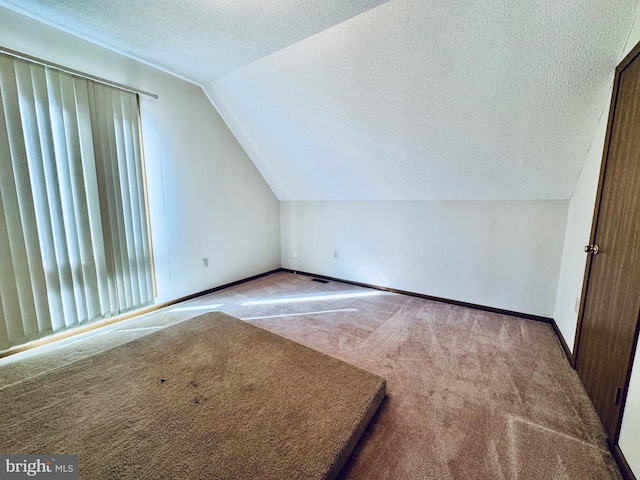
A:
[0, 312, 385, 479]
[0, 271, 622, 479]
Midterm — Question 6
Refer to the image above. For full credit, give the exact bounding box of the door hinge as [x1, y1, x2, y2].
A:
[614, 387, 623, 405]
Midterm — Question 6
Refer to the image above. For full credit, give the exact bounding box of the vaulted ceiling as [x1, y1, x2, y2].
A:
[2, 0, 638, 200]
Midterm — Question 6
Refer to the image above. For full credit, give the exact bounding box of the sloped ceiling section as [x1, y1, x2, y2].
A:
[2, 0, 637, 201]
[0, 0, 389, 82]
[207, 0, 638, 200]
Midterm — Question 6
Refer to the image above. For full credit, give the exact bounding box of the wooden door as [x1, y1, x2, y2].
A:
[574, 43, 640, 444]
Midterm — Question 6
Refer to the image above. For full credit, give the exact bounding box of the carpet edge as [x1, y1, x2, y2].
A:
[324, 378, 387, 480]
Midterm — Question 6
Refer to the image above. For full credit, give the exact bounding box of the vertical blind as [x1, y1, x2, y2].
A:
[0, 54, 153, 350]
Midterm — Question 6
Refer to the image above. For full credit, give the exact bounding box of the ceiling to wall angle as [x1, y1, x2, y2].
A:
[1, 0, 638, 201]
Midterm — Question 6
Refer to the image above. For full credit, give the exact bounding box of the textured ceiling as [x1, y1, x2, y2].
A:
[0, 0, 389, 82]
[1, 0, 638, 200]
[208, 0, 638, 200]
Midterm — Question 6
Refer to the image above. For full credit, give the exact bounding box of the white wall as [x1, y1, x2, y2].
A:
[621, 356, 640, 474]
[281, 201, 568, 317]
[0, 7, 281, 304]
[552, 7, 640, 475]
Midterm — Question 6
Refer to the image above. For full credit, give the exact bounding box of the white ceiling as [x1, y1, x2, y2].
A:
[2, 0, 638, 200]
[0, 0, 389, 82]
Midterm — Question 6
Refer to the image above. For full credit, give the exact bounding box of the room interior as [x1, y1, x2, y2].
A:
[0, 1, 639, 478]
[0, 271, 626, 478]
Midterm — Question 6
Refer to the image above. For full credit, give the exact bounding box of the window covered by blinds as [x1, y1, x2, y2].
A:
[0, 55, 154, 350]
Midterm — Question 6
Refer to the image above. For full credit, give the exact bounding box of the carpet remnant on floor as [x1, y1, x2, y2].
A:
[0, 312, 386, 479]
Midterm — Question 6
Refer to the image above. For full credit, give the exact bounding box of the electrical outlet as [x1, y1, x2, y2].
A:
[333, 250, 339, 258]
[292, 250, 297, 258]
[202, 257, 208, 268]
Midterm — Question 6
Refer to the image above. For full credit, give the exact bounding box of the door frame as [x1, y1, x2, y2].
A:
[572, 39, 640, 449]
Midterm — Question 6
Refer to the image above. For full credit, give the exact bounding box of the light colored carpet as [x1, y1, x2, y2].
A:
[0, 311, 386, 479]
[0, 271, 623, 478]
[198, 272, 623, 479]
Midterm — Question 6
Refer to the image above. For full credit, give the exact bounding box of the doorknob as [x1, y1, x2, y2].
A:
[584, 244, 599, 255]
